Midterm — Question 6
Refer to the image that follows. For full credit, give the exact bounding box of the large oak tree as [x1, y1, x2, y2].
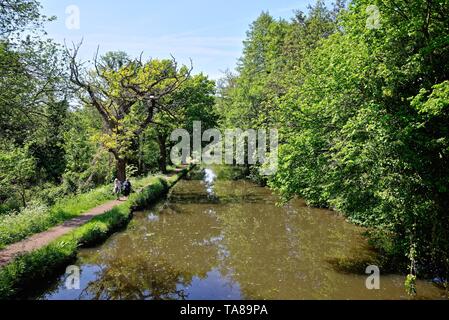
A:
[68, 46, 192, 180]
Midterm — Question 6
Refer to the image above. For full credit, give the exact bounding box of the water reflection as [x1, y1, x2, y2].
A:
[202, 168, 219, 203]
[38, 167, 447, 300]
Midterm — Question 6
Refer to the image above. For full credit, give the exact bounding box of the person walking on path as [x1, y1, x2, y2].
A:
[122, 179, 132, 197]
[113, 178, 122, 200]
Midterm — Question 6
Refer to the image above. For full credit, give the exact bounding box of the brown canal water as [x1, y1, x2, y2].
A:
[38, 167, 446, 300]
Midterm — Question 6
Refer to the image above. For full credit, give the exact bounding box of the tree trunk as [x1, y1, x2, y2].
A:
[20, 188, 27, 208]
[157, 133, 168, 174]
[138, 134, 144, 174]
[116, 158, 127, 181]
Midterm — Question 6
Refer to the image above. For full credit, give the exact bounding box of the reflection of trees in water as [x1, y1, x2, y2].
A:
[216, 191, 376, 299]
[40, 172, 444, 300]
[214, 181, 274, 204]
[77, 177, 380, 300]
[80, 257, 190, 300]
[78, 204, 223, 300]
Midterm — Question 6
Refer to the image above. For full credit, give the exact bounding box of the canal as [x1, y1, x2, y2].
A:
[37, 167, 446, 300]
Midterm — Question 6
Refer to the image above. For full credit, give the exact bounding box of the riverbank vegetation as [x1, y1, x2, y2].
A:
[0, 174, 168, 250]
[1, 0, 449, 297]
[0, 1, 216, 249]
[0, 167, 190, 299]
[216, 0, 449, 290]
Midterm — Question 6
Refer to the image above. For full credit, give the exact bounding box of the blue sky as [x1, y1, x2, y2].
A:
[40, 0, 326, 80]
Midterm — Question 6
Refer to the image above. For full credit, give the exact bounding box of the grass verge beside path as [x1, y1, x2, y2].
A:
[0, 166, 192, 300]
[0, 187, 114, 250]
[0, 174, 167, 250]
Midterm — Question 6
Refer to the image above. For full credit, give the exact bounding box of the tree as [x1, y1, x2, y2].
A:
[217, 2, 342, 132]
[219, 0, 449, 288]
[0, 147, 35, 207]
[267, 0, 449, 283]
[152, 73, 216, 173]
[217, 3, 342, 180]
[67, 46, 193, 181]
[0, 0, 45, 37]
[1, 0, 66, 146]
[1, 0, 69, 198]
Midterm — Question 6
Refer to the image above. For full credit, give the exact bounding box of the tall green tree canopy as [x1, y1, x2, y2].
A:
[219, 0, 449, 289]
[68, 46, 194, 180]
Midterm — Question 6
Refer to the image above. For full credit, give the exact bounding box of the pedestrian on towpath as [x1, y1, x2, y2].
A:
[113, 178, 122, 200]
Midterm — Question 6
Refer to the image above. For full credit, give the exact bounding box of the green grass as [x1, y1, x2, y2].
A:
[0, 185, 115, 250]
[0, 169, 188, 250]
[0, 166, 191, 300]
[0, 203, 132, 299]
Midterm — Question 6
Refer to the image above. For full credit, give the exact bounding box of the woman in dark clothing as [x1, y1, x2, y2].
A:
[122, 179, 132, 197]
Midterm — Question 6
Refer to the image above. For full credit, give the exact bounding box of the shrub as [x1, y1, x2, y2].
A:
[0, 203, 50, 248]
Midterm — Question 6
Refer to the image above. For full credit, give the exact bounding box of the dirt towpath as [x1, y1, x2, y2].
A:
[0, 198, 127, 268]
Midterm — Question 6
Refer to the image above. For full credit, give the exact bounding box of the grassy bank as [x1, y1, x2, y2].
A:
[0, 166, 191, 300]
[0, 175, 166, 250]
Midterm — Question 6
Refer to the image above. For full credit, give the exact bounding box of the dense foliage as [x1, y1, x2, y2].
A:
[0, 168, 190, 299]
[1, 1, 216, 214]
[2, 0, 449, 295]
[217, 0, 449, 288]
